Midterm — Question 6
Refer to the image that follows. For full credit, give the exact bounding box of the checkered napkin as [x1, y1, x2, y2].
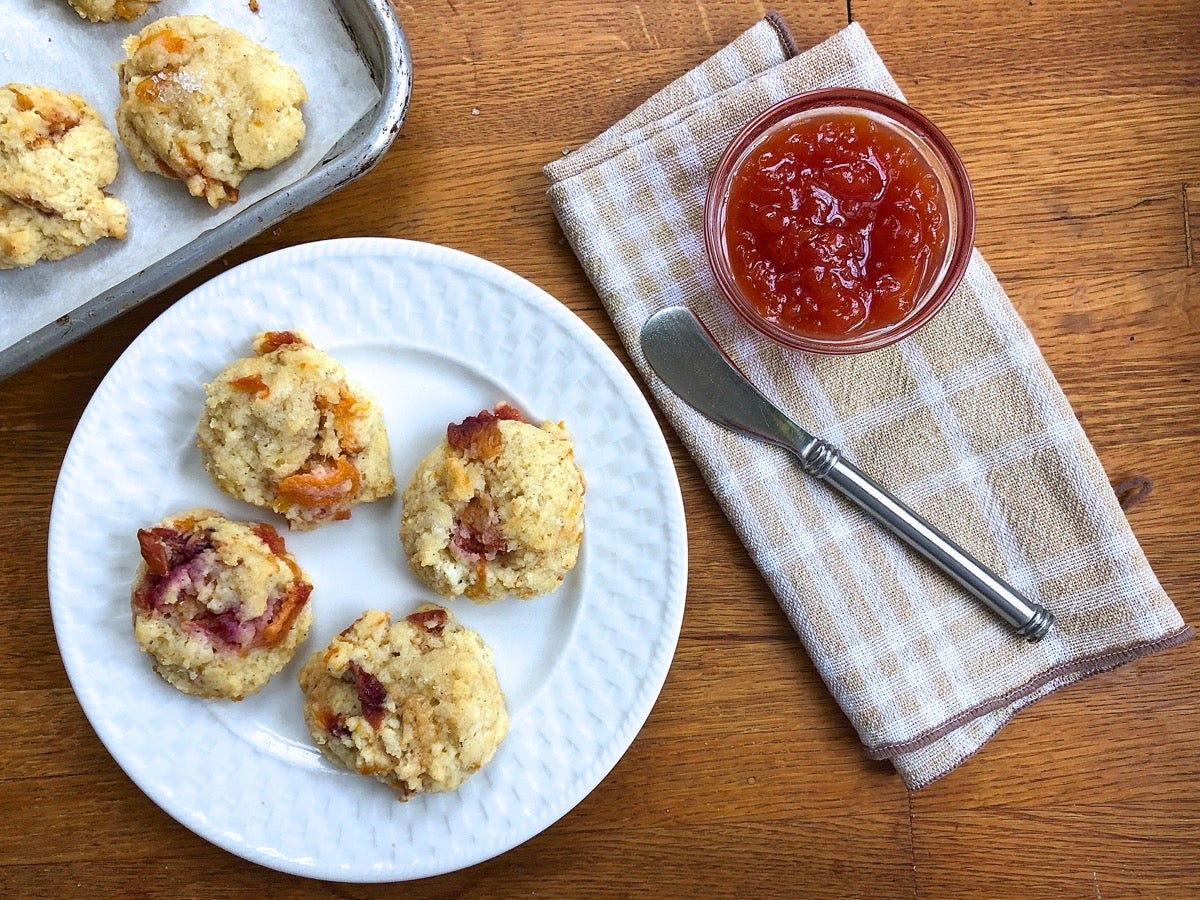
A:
[543, 16, 1192, 789]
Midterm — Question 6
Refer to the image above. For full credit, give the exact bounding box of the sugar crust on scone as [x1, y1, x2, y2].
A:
[0, 83, 126, 269]
[197, 330, 396, 531]
[131, 507, 314, 700]
[116, 15, 307, 207]
[298, 605, 509, 799]
[400, 404, 586, 603]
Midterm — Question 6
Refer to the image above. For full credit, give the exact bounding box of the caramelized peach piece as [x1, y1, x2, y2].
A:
[134, 71, 196, 106]
[113, 1, 147, 20]
[275, 457, 360, 508]
[251, 522, 286, 555]
[140, 29, 188, 55]
[230, 373, 270, 398]
[256, 331, 305, 354]
[315, 390, 367, 454]
[257, 582, 312, 649]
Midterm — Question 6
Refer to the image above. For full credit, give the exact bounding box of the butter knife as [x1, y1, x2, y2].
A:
[639, 306, 1054, 642]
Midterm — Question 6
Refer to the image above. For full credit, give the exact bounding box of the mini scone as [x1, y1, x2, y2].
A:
[197, 330, 396, 530]
[65, 0, 160, 23]
[131, 508, 313, 700]
[0, 83, 127, 269]
[400, 403, 585, 603]
[298, 605, 509, 799]
[116, 15, 307, 207]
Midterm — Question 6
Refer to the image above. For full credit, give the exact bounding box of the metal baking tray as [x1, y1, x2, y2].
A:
[0, 0, 411, 381]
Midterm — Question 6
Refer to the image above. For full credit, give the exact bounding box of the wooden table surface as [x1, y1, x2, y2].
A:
[2, 1, 1198, 895]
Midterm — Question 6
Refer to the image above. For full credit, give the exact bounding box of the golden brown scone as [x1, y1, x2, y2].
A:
[116, 15, 307, 207]
[197, 330, 396, 531]
[299, 605, 509, 799]
[65, 0, 160, 23]
[0, 83, 126, 269]
[400, 403, 586, 603]
[131, 508, 314, 700]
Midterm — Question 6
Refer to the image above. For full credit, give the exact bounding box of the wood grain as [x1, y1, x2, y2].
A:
[1, 0, 1197, 895]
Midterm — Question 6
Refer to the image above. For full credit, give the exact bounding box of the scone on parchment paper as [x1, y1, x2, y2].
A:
[400, 403, 586, 603]
[65, 0, 160, 23]
[197, 330, 396, 531]
[116, 14, 307, 207]
[0, 83, 127, 269]
[298, 605, 509, 800]
[131, 508, 314, 701]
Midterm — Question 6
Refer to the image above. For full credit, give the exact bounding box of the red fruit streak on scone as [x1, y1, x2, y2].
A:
[446, 403, 525, 460]
[134, 522, 312, 651]
[406, 607, 448, 636]
[132, 549, 211, 614]
[444, 404, 525, 565]
[451, 495, 507, 560]
[187, 580, 311, 650]
[135, 522, 209, 581]
[317, 707, 351, 739]
[350, 662, 387, 729]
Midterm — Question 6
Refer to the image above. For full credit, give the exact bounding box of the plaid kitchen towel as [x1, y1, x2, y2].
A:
[543, 15, 1192, 789]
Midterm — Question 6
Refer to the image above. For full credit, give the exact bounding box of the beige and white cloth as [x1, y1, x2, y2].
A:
[543, 15, 1192, 789]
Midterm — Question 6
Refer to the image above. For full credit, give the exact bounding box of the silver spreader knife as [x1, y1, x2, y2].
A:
[640, 306, 1054, 642]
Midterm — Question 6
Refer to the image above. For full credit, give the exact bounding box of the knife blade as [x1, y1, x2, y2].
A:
[640, 306, 1054, 642]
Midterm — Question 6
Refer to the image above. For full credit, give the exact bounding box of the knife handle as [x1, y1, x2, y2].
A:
[798, 438, 1054, 642]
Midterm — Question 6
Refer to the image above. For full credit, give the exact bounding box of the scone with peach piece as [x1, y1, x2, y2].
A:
[131, 508, 313, 700]
[197, 330, 395, 530]
[400, 403, 585, 603]
[299, 605, 509, 799]
[65, 0, 160, 23]
[116, 14, 307, 206]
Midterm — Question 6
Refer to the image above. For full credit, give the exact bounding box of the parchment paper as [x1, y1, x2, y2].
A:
[0, 0, 381, 350]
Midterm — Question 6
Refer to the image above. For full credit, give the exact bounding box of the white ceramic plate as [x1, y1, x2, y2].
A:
[48, 238, 687, 882]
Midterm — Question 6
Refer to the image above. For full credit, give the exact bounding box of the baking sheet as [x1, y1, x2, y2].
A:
[0, 0, 381, 352]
